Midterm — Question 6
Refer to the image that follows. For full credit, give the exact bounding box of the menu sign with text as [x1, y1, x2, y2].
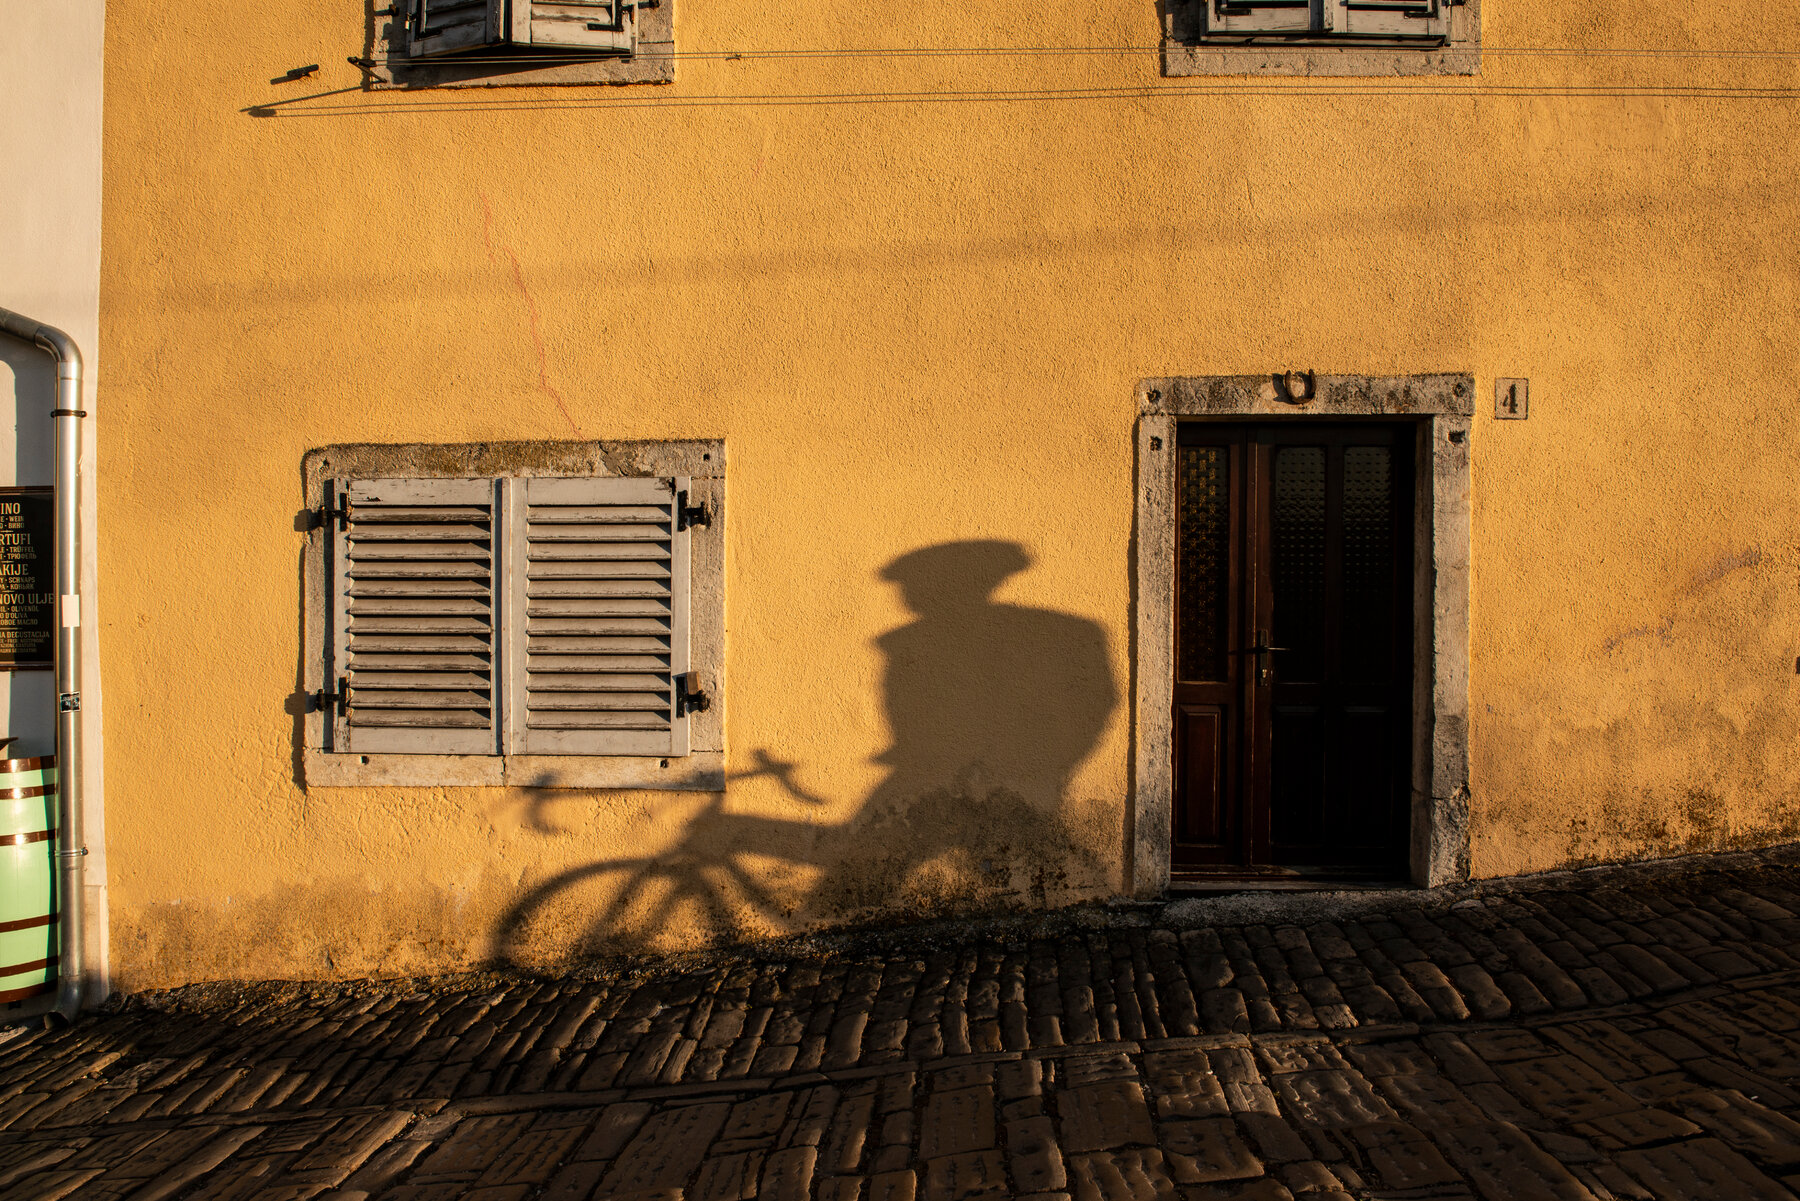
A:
[0, 489, 55, 669]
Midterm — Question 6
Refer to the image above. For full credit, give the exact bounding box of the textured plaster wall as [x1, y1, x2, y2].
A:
[98, 0, 1799, 988]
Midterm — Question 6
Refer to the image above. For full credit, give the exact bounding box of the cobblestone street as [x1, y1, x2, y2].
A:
[4, 848, 1800, 1200]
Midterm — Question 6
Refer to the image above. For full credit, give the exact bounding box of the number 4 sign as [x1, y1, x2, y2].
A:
[1496, 378, 1529, 420]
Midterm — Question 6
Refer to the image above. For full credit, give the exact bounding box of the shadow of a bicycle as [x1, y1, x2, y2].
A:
[488, 540, 1118, 965]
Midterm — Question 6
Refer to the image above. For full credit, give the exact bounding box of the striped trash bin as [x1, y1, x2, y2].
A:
[0, 755, 57, 1004]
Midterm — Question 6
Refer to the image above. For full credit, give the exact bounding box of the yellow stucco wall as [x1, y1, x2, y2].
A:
[98, 1, 1799, 988]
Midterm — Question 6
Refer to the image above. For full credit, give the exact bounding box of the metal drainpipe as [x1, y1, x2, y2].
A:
[0, 307, 86, 1021]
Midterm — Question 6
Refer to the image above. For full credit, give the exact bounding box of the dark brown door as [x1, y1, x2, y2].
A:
[1173, 423, 1414, 879]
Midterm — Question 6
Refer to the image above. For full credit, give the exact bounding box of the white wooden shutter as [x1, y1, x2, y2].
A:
[1205, 0, 1314, 35]
[512, 2, 638, 53]
[331, 478, 500, 755]
[511, 476, 690, 756]
[408, 0, 502, 57]
[1338, 0, 1449, 38]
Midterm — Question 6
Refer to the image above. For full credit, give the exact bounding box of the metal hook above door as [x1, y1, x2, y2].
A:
[1271, 370, 1316, 404]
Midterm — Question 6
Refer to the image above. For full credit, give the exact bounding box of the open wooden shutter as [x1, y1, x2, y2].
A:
[408, 0, 502, 57]
[1338, 0, 1449, 38]
[511, 476, 690, 756]
[331, 478, 500, 755]
[511, 1, 638, 53]
[1205, 0, 1313, 35]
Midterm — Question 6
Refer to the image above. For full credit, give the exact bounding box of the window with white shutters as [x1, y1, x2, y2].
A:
[322, 473, 702, 760]
[407, 0, 643, 58]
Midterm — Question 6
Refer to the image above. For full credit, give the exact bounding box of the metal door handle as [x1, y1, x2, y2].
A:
[1239, 630, 1289, 684]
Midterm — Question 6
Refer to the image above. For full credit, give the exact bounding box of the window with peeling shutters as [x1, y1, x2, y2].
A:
[407, 0, 641, 58]
[1195, 0, 1452, 41]
[1206, 0, 1311, 37]
[326, 475, 691, 758]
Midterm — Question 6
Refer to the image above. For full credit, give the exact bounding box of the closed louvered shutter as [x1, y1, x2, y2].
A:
[1204, 0, 1313, 35]
[407, 0, 501, 56]
[509, 476, 690, 756]
[512, 2, 637, 52]
[1338, 0, 1449, 38]
[330, 478, 500, 755]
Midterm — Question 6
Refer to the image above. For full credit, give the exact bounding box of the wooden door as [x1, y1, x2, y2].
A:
[1172, 423, 1414, 879]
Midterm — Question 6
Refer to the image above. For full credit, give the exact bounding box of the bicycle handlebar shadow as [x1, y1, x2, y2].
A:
[488, 539, 1118, 967]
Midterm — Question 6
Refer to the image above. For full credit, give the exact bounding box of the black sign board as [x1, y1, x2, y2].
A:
[0, 488, 55, 669]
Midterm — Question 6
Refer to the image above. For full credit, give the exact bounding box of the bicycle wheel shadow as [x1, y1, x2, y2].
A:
[488, 539, 1118, 966]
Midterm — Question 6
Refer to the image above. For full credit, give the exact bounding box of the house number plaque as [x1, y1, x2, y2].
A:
[0, 488, 55, 669]
[1496, 378, 1529, 420]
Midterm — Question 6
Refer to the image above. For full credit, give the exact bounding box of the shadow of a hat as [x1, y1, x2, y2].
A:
[881, 540, 1032, 610]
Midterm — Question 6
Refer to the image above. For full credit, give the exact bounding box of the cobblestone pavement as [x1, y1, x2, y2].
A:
[5, 849, 1800, 1200]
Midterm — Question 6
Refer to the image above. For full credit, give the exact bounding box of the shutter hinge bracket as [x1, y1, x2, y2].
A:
[316, 489, 352, 532]
[675, 490, 711, 532]
[313, 677, 351, 717]
[676, 673, 710, 717]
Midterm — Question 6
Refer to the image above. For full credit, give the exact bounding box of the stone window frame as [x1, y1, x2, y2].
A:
[301, 439, 724, 790]
[361, 3, 675, 89]
[1130, 374, 1472, 893]
[1161, 0, 1480, 76]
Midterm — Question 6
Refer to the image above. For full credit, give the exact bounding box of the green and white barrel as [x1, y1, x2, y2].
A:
[0, 756, 57, 1004]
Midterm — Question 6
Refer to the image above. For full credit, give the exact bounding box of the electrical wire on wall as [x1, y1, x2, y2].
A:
[369, 44, 1800, 64]
[249, 38, 1800, 116]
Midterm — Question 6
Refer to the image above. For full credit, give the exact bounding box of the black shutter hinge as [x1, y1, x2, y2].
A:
[675, 490, 711, 532]
[315, 489, 352, 532]
[676, 673, 710, 717]
[314, 676, 351, 716]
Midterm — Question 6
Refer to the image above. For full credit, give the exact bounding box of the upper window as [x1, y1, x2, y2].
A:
[1163, 0, 1477, 75]
[365, 0, 675, 87]
[303, 442, 722, 789]
[408, 0, 647, 58]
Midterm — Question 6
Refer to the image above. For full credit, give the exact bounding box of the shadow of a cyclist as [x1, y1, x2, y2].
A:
[488, 540, 1116, 965]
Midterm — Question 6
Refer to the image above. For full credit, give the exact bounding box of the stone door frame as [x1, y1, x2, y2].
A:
[1131, 374, 1473, 893]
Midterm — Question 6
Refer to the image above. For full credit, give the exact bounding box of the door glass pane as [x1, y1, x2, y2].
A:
[1271, 446, 1326, 682]
[1342, 446, 1395, 683]
[1177, 445, 1230, 682]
